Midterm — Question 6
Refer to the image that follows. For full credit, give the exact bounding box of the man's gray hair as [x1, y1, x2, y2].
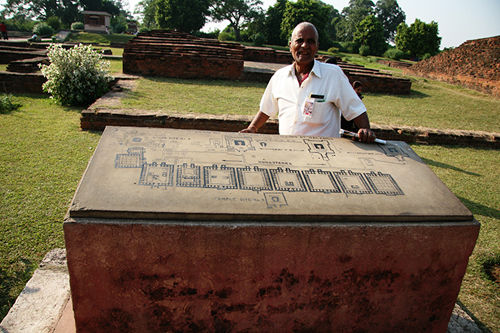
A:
[290, 22, 319, 43]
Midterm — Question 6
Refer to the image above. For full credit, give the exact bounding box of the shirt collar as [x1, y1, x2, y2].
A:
[288, 60, 322, 78]
[310, 60, 322, 78]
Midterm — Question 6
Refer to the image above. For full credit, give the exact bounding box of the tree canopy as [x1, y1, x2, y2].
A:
[263, 0, 288, 45]
[3, 0, 80, 25]
[155, 0, 210, 33]
[209, 0, 263, 41]
[395, 19, 441, 58]
[336, 0, 374, 41]
[375, 0, 405, 42]
[353, 15, 386, 56]
[280, 0, 335, 48]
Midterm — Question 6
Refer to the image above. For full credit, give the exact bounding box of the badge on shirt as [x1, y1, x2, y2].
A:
[303, 97, 315, 119]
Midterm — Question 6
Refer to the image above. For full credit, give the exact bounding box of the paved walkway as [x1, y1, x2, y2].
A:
[0, 249, 485, 333]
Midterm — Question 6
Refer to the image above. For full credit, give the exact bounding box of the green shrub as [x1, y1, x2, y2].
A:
[46, 16, 62, 31]
[111, 15, 127, 34]
[33, 22, 54, 37]
[327, 47, 339, 54]
[194, 29, 219, 39]
[0, 94, 20, 114]
[218, 30, 236, 41]
[40, 44, 112, 106]
[71, 22, 84, 30]
[339, 41, 358, 54]
[252, 33, 266, 46]
[383, 48, 407, 60]
[359, 45, 370, 56]
[421, 53, 432, 60]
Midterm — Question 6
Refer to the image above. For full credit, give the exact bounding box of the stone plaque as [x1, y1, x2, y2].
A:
[65, 126, 479, 332]
[70, 126, 471, 222]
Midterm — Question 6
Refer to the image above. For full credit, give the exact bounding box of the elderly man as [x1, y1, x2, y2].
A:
[241, 22, 376, 143]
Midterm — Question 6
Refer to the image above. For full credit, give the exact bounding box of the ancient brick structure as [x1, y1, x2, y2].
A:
[0, 45, 46, 64]
[408, 36, 500, 96]
[7, 57, 48, 73]
[123, 30, 244, 80]
[243, 46, 293, 64]
[337, 61, 411, 94]
[377, 59, 413, 69]
[0, 72, 46, 94]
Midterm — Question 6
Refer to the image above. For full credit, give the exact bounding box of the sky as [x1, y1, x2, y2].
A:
[1, 0, 499, 49]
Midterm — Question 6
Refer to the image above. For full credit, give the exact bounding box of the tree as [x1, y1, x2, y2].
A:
[209, 0, 263, 41]
[81, 0, 122, 15]
[335, 0, 374, 42]
[395, 19, 441, 58]
[3, 0, 81, 26]
[375, 0, 405, 42]
[280, 0, 334, 48]
[135, 0, 157, 30]
[263, 0, 288, 46]
[353, 15, 386, 56]
[155, 0, 210, 33]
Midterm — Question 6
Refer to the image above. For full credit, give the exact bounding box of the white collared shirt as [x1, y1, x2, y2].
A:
[260, 60, 366, 137]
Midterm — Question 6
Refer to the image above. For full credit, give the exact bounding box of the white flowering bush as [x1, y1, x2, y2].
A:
[40, 44, 112, 106]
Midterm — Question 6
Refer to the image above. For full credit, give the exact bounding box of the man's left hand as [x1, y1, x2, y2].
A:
[357, 128, 376, 143]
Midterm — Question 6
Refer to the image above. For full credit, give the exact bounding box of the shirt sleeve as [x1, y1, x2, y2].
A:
[259, 75, 279, 118]
[334, 68, 367, 121]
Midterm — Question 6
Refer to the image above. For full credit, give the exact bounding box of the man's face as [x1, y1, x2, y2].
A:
[289, 25, 319, 66]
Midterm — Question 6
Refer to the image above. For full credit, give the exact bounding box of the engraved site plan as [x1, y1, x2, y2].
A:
[69, 126, 471, 222]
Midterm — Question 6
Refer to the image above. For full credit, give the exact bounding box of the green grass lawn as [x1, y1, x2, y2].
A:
[65, 32, 134, 46]
[120, 77, 266, 115]
[0, 65, 498, 330]
[0, 95, 101, 319]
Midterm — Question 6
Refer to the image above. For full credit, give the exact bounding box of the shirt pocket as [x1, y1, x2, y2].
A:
[301, 99, 331, 125]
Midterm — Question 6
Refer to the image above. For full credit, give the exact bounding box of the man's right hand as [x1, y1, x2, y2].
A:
[239, 111, 270, 134]
[239, 126, 257, 133]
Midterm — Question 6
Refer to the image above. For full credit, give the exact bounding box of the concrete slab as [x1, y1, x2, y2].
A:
[69, 127, 472, 222]
[0, 249, 70, 333]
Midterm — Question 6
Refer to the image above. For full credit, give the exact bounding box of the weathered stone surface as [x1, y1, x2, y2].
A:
[65, 220, 478, 333]
[69, 127, 471, 221]
[0, 249, 70, 333]
[64, 126, 479, 332]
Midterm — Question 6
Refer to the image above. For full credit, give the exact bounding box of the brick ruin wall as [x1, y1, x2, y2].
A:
[407, 36, 500, 97]
[243, 46, 293, 64]
[123, 31, 244, 80]
[0, 72, 46, 94]
[80, 108, 498, 148]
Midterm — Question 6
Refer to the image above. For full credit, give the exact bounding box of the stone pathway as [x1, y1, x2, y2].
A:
[0, 249, 486, 333]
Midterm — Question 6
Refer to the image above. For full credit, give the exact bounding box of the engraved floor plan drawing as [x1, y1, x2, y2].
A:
[113, 132, 407, 198]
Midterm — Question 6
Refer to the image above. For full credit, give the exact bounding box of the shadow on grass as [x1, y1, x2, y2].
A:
[420, 157, 481, 176]
[367, 89, 429, 99]
[0, 258, 34, 321]
[455, 299, 493, 333]
[457, 196, 500, 219]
